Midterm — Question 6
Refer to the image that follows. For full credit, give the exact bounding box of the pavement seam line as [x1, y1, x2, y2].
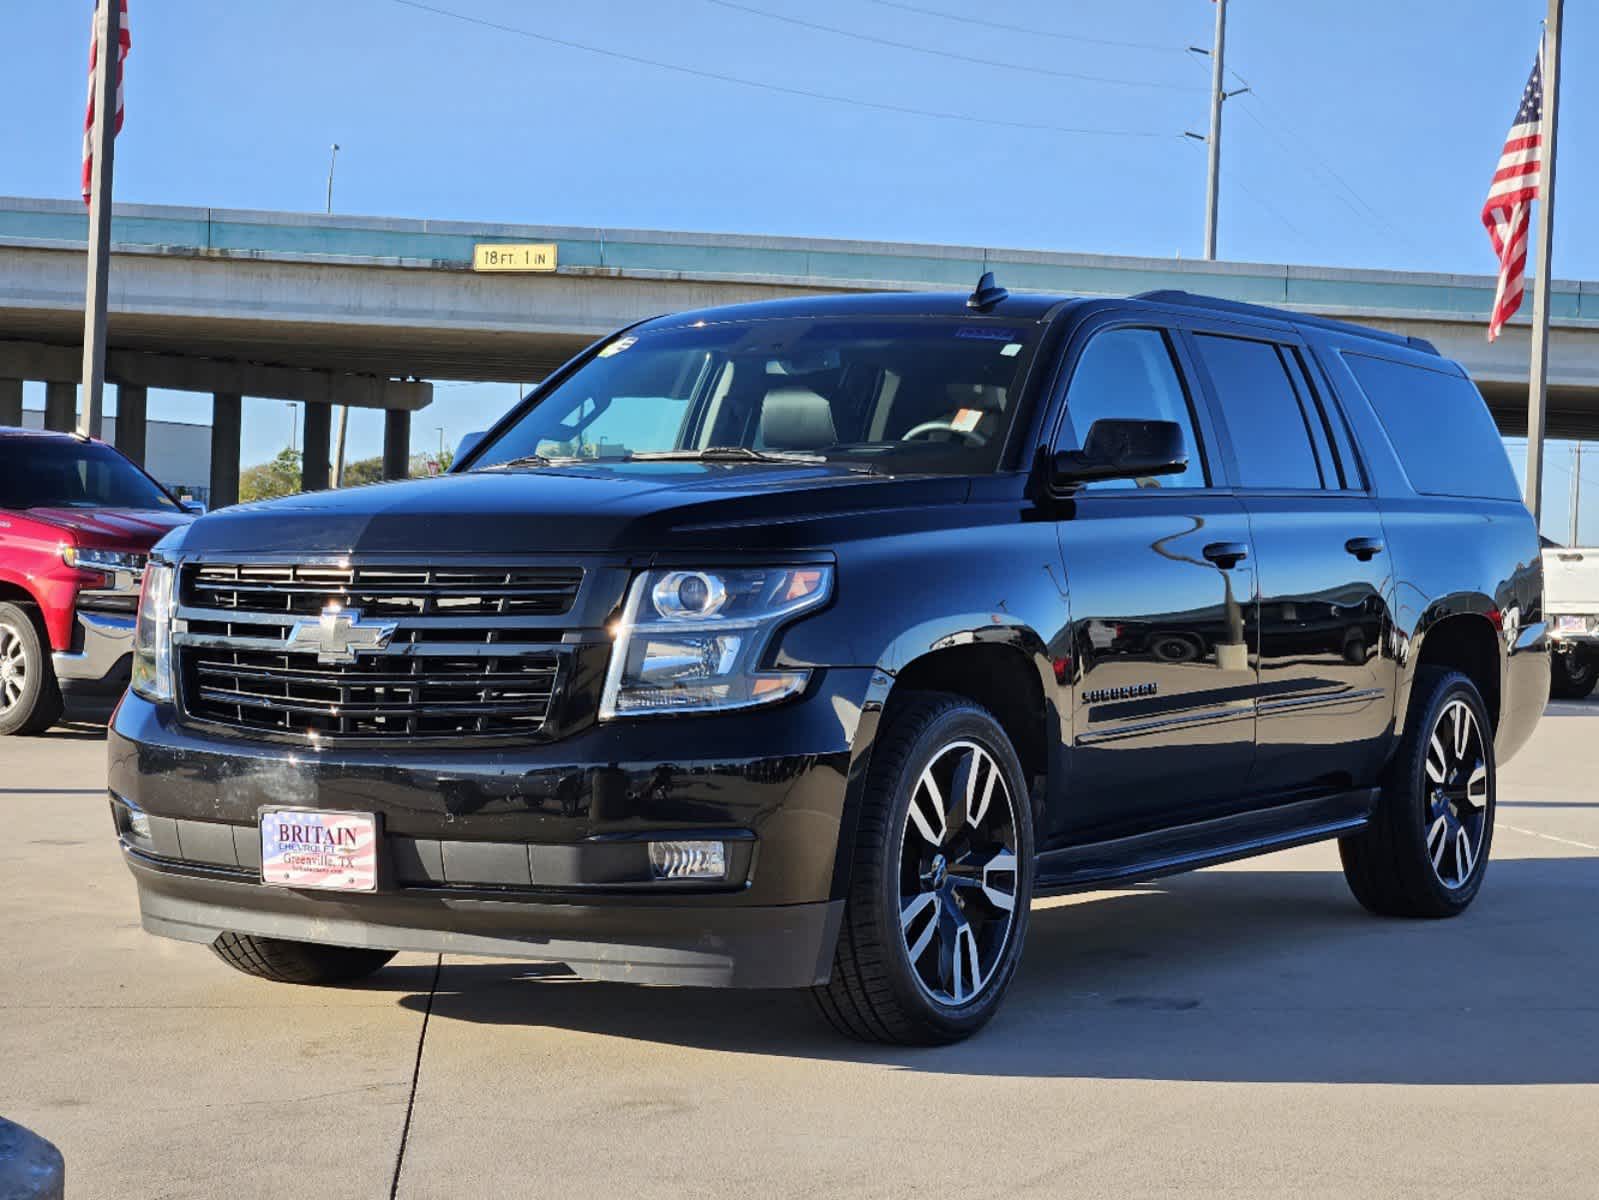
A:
[1498, 821, 1599, 852]
[388, 953, 442, 1200]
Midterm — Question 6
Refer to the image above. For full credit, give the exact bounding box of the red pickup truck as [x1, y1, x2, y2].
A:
[0, 426, 195, 735]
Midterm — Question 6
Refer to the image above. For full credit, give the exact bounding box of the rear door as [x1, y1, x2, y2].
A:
[1052, 319, 1259, 839]
[1185, 324, 1396, 797]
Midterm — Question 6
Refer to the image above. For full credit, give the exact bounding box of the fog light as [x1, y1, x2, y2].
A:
[648, 840, 727, 881]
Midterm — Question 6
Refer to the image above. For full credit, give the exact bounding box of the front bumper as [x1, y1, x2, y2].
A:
[52, 609, 134, 710]
[108, 669, 877, 987]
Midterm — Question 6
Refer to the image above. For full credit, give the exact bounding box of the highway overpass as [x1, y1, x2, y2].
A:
[3, 195, 1597, 504]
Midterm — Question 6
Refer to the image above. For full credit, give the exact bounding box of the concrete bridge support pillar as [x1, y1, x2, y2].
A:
[0, 379, 21, 426]
[44, 382, 76, 432]
[209, 392, 242, 508]
[301, 401, 331, 492]
[383, 409, 410, 481]
[116, 384, 148, 466]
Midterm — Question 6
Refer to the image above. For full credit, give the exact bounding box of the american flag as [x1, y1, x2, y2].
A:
[81, 0, 130, 205]
[1481, 49, 1544, 341]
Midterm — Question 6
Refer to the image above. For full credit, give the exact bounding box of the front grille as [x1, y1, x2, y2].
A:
[185, 562, 582, 619]
[175, 560, 583, 742]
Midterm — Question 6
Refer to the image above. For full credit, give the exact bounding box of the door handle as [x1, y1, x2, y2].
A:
[1345, 536, 1385, 562]
[1202, 541, 1249, 569]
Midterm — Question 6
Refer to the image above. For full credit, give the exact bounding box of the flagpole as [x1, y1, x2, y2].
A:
[79, 0, 121, 441]
[1525, 0, 1563, 527]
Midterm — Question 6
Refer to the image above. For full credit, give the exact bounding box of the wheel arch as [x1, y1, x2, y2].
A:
[1400, 604, 1504, 739]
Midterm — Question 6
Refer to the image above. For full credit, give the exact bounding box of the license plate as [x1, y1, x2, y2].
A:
[1558, 615, 1587, 633]
[260, 810, 378, 892]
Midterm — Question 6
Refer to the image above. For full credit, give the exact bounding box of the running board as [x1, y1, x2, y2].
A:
[1035, 789, 1378, 894]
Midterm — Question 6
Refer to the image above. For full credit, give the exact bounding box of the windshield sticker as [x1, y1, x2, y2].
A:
[951, 408, 984, 433]
[597, 336, 637, 359]
[1000, 343, 1022, 357]
[955, 327, 1021, 342]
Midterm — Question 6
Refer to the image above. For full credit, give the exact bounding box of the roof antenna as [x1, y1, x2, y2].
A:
[967, 270, 1009, 311]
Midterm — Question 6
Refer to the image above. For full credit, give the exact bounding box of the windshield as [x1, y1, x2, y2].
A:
[0, 439, 178, 511]
[469, 316, 1043, 475]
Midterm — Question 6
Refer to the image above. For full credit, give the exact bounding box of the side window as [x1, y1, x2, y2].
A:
[1060, 327, 1208, 490]
[1285, 348, 1366, 490]
[1342, 352, 1521, 500]
[1193, 334, 1326, 489]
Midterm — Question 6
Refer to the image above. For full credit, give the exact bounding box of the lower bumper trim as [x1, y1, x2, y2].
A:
[128, 853, 843, 989]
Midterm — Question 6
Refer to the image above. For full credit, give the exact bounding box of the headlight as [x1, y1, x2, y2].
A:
[62, 546, 146, 573]
[131, 562, 175, 702]
[599, 565, 832, 719]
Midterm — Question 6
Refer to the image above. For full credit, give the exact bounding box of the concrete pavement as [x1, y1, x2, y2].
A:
[3, 707, 1598, 1198]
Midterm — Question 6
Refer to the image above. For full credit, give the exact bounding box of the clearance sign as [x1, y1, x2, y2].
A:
[472, 243, 558, 273]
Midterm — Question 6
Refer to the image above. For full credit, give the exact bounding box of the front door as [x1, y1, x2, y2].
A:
[1051, 323, 1259, 840]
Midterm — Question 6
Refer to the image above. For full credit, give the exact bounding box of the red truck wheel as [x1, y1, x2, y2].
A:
[0, 602, 64, 736]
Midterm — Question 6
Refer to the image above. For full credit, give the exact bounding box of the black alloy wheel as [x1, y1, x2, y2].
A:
[815, 692, 1034, 1044]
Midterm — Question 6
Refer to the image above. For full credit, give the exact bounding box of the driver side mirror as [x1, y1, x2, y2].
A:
[1051, 419, 1188, 488]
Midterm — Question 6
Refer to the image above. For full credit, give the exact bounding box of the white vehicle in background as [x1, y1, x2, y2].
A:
[1544, 539, 1599, 698]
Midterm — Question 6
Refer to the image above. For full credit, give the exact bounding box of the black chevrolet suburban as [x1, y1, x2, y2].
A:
[108, 282, 1547, 1044]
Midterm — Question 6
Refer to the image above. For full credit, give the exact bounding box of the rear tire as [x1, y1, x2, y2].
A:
[210, 933, 396, 985]
[1340, 668, 1494, 918]
[813, 691, 1034, 1045]
[0, 602, 64, 737]
[1550, 646, 1598, 699]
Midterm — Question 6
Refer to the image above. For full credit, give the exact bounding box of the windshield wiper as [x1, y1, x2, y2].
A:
[627, 447, 827, 465]
[477, 453, 554, 470]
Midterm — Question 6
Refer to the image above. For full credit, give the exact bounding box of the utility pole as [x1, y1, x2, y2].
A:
[1570, 442, 1582, 545]
[79, 0, 123, 439]
[1203, 0, 1228, 260]
[326, 144, 340, 215]
[1525, 0, 1563, 526]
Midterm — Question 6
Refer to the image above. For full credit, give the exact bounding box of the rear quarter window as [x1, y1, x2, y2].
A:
[1341, 352, 1521, 501]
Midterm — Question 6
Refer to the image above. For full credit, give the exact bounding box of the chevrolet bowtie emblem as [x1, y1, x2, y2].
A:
[288, 606, 398, 664]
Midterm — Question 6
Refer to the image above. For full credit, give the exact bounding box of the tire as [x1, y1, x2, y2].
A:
[1339, 668, 1495, 918]
[210, 932, 396, 985]
[1550, 647, 1598, 700]
[0, 602, 64, 737]
[814, 691, 1034, 1045]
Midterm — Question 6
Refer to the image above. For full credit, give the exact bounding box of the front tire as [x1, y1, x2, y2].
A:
[210, 933, 396, 985]
[1340, 668, 1494, 918]
[0, 602, 63, 737]
[814, 692, 1034, 1045]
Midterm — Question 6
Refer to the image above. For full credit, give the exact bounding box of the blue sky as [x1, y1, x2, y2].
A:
[3, 0, 1596, 530]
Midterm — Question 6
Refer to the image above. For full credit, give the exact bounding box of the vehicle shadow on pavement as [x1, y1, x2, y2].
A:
[380, 854, 1599, 1085]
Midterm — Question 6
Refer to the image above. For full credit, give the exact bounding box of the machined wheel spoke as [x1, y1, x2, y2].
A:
[1466, 762, 1489, 808]
[966, 749, 998, 829]
[1426, 733, 1448, 784]
[1427, 815, 1449, 869]
[909, 768, 948, 847]
[1451, 703, 1473, 759]
[979, 848, 1018, 911]
[901, 890, 940, 964]
[937, 907, 983, 1005]
[1455, 826, 1476, 880]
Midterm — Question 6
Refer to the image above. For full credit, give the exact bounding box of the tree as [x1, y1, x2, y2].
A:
[239, 448, 302, 503]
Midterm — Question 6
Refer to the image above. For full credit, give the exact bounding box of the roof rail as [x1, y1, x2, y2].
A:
[1132, 289, 1440, 355]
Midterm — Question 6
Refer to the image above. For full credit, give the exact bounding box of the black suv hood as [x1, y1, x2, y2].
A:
[173, 463, 975, 556]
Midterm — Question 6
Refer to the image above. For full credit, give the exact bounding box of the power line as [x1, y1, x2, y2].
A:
[387, 0, 1171, 139]
[861, 0, 1189, 54]
[1183, 134, 1312, 246]
[705, 0, 1203, 92]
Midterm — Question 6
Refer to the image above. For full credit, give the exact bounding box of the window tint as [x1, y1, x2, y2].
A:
[1194, 334, 1325, 489]
[1342, 353, 1521, 500]
[1288, 348, 1366, 489]
[1061, 327, 1207, 490]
